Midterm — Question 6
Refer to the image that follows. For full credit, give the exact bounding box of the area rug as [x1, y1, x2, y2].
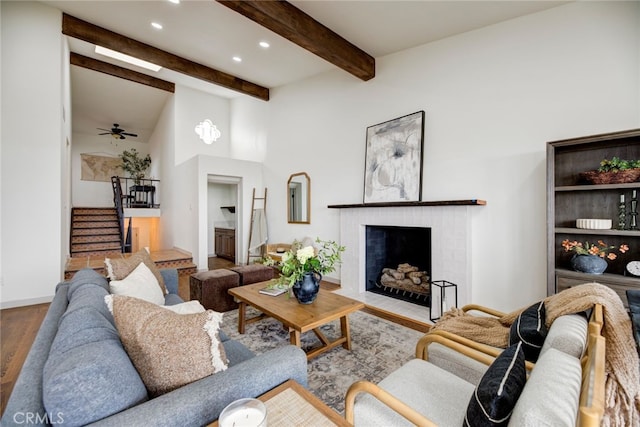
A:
[220, 307, 424, 414]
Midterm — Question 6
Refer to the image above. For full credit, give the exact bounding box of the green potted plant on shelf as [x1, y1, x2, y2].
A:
[119, 148, 151, 184]
[579, 156, 640, 184]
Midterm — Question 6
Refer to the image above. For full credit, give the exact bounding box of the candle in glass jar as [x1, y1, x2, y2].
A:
[219, 399, 267, 427]
[219, 408, 265, 427]
[621, 194, 625, 203]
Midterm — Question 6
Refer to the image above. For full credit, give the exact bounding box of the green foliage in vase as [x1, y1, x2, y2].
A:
[597, 156, 640, 173]
[119, 148, 151, 182]
[276, 238, 345, 289]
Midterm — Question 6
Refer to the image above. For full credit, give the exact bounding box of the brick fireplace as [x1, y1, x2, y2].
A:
[329, 200, 486, 321]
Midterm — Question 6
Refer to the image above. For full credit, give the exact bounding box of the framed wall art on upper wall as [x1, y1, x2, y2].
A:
[363, 110, 425, 203]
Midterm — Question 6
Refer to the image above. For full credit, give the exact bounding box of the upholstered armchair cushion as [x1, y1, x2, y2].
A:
[353, 359, 474, 426]
[539, 312, 588, 359]
[508, 347, 582, 426]
[424, 342, 489, 385]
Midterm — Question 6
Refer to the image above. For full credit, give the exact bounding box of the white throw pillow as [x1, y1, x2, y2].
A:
[161, 300, 206, 314]
[109, 262, 165, 305]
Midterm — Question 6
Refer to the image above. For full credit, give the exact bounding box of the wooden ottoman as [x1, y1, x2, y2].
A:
[230, 264, 275, 286]
[190, 269, 240, 312]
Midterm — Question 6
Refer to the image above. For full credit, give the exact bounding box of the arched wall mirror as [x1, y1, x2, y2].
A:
[287, 172, 310, 224]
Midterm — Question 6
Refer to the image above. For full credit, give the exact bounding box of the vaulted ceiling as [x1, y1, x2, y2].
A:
[42, 0, 567, 141]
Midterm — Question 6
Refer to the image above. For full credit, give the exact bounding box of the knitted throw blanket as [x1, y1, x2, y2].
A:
[430, 283, 640, 427]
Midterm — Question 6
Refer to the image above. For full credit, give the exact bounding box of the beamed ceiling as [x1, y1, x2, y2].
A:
[43, 0, 568, 140]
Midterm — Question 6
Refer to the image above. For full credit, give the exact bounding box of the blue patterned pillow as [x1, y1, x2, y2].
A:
[509, 301, 547, 362]
[464, 342, 526, 427]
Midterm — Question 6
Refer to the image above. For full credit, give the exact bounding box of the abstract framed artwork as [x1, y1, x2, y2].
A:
[363, 111, 425, 203]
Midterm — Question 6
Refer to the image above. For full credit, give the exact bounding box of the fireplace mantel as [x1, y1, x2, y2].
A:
[334, 200, 484, 322]
[328, 199, 486, 209]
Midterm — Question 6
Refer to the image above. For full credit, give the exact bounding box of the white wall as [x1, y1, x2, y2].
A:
[61, 30, 72, 273]
[1, 1, 66, 307]
[263, 1, 640, 312]
[175, 85, 231, 164]
[158, 85, 264, 267]
[230, 96, 269, 162]
[151, 95, 175, 251]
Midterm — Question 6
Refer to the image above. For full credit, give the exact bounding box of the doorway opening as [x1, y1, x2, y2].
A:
[208, 175, 241, 264]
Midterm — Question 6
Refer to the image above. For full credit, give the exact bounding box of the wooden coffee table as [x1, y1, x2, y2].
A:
[209, 380, 350, 426]
[228, 280, 364, 360]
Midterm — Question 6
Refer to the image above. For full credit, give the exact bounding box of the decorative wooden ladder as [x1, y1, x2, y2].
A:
[246, 188, 268, 264]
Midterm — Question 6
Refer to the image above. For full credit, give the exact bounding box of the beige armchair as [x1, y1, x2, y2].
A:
[344, 304, 605, 427]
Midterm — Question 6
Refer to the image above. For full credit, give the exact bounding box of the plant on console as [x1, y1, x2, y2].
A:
[119, 148, 151, 184]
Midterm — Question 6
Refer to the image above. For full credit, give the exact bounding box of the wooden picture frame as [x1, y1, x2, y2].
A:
[363, 111, 425, 203]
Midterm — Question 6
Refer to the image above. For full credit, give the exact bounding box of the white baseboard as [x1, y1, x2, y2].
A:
[323, 275, 341, 285]
[0, 295, 54, 310]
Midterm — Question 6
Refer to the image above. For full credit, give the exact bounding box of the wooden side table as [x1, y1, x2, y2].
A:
[209, 380, 350, 426]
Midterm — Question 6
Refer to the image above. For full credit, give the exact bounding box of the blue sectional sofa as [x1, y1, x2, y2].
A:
[2, 268, 308, 426]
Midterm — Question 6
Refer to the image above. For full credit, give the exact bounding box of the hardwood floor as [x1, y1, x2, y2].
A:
[1, 303, 49, 416]
[0, 256, 429, 418]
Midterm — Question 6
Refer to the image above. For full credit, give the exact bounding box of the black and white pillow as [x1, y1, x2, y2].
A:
[464, 342, 526, 427]
[509, 301, 547, 362]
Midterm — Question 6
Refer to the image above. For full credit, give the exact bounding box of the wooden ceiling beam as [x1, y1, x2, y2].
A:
[62, 13, 269, 101]
[216, 0, 375, 81]
[70, 52, 175, 93]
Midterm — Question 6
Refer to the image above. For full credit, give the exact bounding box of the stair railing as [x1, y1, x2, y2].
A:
[111, 176, 132, 253]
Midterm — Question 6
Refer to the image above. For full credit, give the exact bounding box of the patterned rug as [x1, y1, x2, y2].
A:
[220, 307, 424, 414]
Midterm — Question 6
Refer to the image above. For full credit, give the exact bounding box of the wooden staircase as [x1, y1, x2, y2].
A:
[70, 207, 122, 258]
[66, 207, 197, 280]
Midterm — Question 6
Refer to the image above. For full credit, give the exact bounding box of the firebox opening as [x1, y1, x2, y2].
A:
[365, 225, 432, 306]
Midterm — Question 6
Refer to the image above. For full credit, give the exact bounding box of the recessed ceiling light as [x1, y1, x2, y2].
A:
[168, 0, 180, 4]
[259, 41, 270, 48]
[95, 46, 162, 72]
[151, 22, 163, 30]
[232, 56, 242, 63]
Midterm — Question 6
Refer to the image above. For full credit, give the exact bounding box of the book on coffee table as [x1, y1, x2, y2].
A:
[259, 286, 287, 296]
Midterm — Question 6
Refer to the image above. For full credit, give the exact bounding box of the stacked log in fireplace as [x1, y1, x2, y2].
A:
[375, 263, 430, 305]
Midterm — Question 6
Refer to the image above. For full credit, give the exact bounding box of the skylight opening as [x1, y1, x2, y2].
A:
[95, 46, 162, 72]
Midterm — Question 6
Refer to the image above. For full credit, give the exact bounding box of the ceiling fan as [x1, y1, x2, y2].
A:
[98, 123, 138, 140]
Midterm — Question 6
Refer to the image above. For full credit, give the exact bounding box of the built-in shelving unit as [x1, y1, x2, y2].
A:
[547, 128, 640, 305]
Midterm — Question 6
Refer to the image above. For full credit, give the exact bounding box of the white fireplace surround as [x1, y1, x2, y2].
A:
[334, 204, 479, 322]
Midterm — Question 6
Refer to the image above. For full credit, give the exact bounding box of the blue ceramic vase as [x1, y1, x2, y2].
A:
[292, 272, 321, 304]
[570, 254, 608, 274]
